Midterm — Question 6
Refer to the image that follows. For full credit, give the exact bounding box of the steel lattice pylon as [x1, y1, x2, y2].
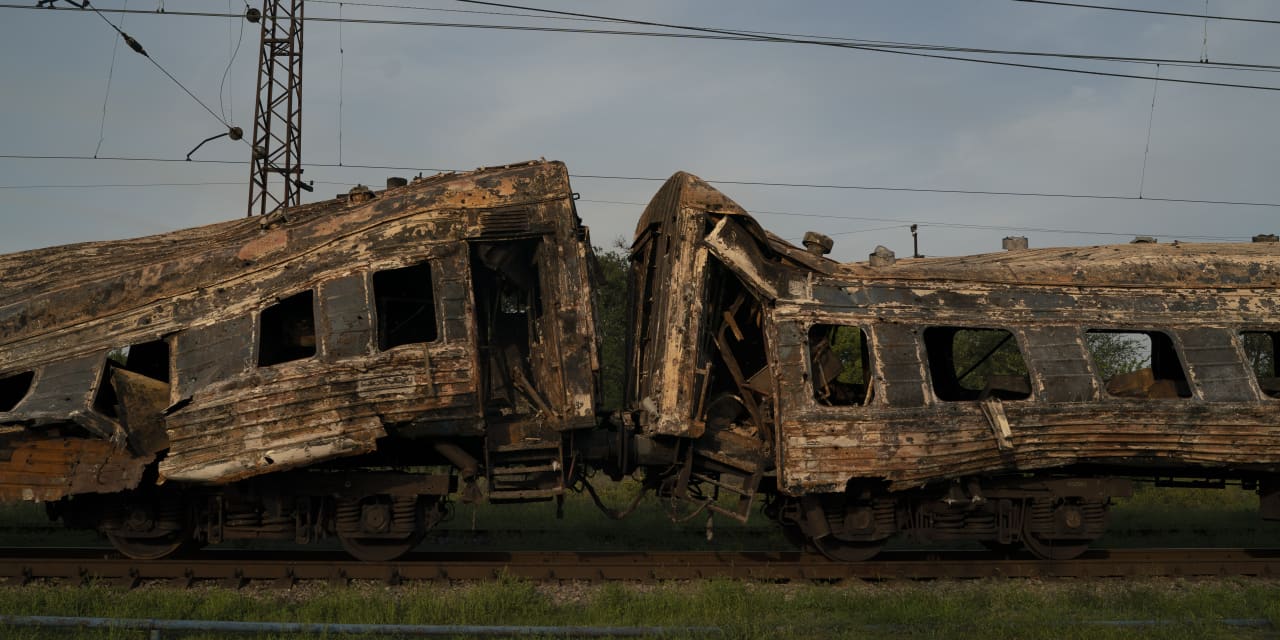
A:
[247, 0, 304, 217]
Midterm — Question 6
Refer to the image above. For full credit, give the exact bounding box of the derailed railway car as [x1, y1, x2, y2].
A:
[631, 171, 1280, 560]
[0, 161, 605, 559]
[3, 159, 1280, 562]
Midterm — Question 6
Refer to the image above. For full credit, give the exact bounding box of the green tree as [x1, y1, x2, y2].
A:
[594, 241, 630, 410]
[949, 329, 1028, 390]
[1241, 332, 1276, 378]
[828, 326, 867, 385]
[1084, 332, 1150, 381]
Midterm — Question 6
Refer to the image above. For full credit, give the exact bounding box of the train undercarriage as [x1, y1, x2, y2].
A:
[42, 423, 1278, 563]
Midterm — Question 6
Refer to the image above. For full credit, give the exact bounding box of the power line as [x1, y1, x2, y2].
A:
[0, 181, 241, 189]
[449, 0, 1280, 91]
[93, 0, 127, 158]
[572, 174, 1280, 209]
[76, 1, 236, 131]
[4, 153, 1278, 210]
[578, 199, 1249, 241]
[9, 3, 1280, 87]
[1011, 0, 1280, 26]
[306, 0, 1280, 73]
[218, 0, 247, 124]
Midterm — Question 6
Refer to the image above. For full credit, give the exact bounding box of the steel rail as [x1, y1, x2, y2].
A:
[2, 548, 1280, 586]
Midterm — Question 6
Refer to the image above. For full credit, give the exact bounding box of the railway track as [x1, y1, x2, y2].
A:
[2, 548, 1280, 586]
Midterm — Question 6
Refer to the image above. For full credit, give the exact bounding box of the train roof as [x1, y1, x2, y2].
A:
[639, 171, 1280, 291]
[826, 241, 1280, 289]
[0, 160, 574, 349]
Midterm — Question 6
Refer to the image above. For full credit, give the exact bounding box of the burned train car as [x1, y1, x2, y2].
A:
[0, 160, 601, 559]
[5, 159, 1280, 563]
[628, 171, 1280, 560]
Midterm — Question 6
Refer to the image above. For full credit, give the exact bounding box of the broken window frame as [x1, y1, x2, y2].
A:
[1240, 330, 1280, 399]
[923, 326, 1032, 402]
[257, 289, 319, 367]
[371, 259, 440, 351]
[1085, 328, 1193, 400]
[0, 370, 35, 412]
[806, 323, 875, 408]
[92, 339, 172, 418]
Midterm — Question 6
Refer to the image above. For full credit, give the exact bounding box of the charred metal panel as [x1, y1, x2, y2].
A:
[1021, 326, 1100, 402]
[1178, 327, 1259, 402]
[0, 161, 593, 496]
[473, 207, 533, 238]
[633, 171, 1280, 497]
[0, 432, 150, 501]
[779, 400, 1280, 493]
[871, 325, 929, 407]
[703, 217, 782, 301]
[434, 249, 472, 344]
[2, 354, 121, 441]
[172, 315, 255, 405]
[626, 173, 754, 438]
[319, 274, 374, 360]
[10, 356, 99, 419]
[110, 368, 171, 455]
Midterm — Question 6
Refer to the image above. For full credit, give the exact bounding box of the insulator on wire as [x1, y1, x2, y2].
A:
[122, 33, 148, 57]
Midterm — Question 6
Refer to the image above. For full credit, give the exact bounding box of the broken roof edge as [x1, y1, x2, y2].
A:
[633, 171, 749, 239]
[0, 160, 575, 348]
[828, 241, 1280, 289]
[0, 160, 572, 300]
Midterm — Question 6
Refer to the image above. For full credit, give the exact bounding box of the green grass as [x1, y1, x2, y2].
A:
[2, 578, 1279, 639]
[1102, 482, 1280, 548]
[3, 480, 1280, 553]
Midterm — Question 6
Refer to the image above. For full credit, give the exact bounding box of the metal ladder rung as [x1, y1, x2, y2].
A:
[491, 464, 559, 475]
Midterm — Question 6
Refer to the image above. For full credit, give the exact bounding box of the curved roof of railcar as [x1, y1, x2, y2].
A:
[0, 160, 573, 349]
[642, 171, 1280, 291]
[825, 242, 1280, 289]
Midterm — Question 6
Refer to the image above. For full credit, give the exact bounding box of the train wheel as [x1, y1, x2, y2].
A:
[337, 531, 425, 562]
[102, 491, 192, 560]
[1021, 532, 1091, 560]
[812, 536, 886, 562]
[106, 531, 191, 560]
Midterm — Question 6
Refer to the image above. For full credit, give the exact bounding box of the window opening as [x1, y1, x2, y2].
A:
[259, 290, 317, 366]
[809, 324, 873, 406]
[1086, 330, 1190, 398]
[1241, 331, 1280, 398]
[373, 262, 438, 349]
[0, 371, 34, 412]
[94, 339, 171, 417]
[924, 327, 1030, 401]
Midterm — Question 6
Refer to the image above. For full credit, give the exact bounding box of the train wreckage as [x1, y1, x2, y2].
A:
[2, 159, 1279, 561]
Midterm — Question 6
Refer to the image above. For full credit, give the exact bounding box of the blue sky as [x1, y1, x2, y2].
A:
[1, 0, 1277, 261]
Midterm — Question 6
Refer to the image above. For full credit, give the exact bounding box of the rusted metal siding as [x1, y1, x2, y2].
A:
[0, 161, 598, 496]
[773, 253, 1280, 495]
[0, 432, 150, 502]
[625, 173, 751, 437]
[633, 171, 1280, 497]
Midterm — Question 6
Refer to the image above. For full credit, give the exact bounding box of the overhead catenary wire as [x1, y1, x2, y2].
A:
[3, 153, 1278, 210]
[448, 0, 1280, 91]
[306, 0, 1278, 74]
[0, 181, 242, 189]
[93, 0, 127, 158]
[76, 2, 237, 132]
[1011, 0, 1280, 26]
[1138, 64, 1160, 199]
[218, 0, 247, 123]
[9, 3, 1280, 89]
[338, 1, 345, 166]
[578, 199, 1248, 242]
